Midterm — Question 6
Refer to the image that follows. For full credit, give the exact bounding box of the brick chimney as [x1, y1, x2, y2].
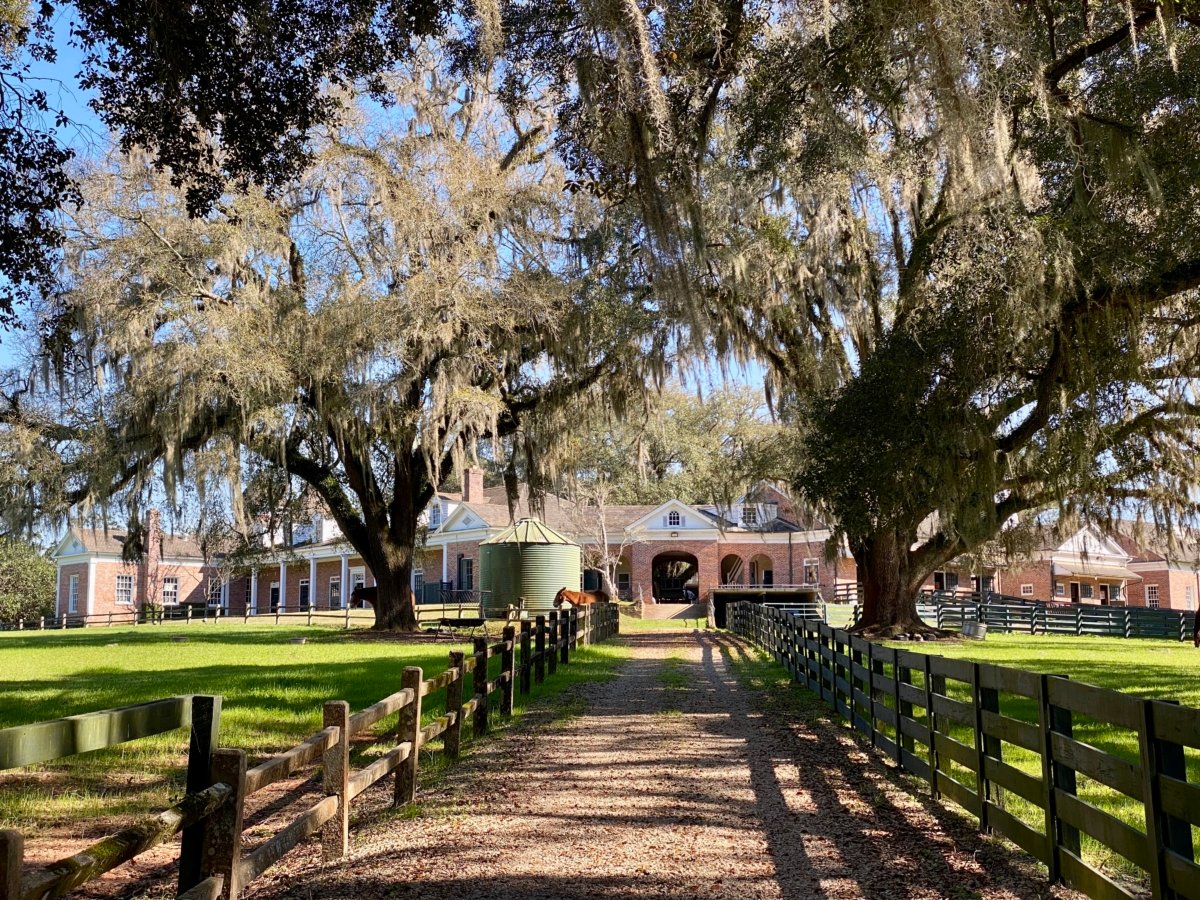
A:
[463, 467, 485, 504]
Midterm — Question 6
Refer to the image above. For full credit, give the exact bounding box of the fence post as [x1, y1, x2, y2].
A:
[178, 695, 223, 893]
[307, 607, 313, 627]
[1140, 699, 1192, 899]
[893, 650, 907, 769]
[345, 606, 351, 630]
[568, 608, 578, 658]
[1039, 674, 1079, 884]
[926, 655, 941, 799]
[501, 625, 516, 717]
[322, 701, 350, 859]
[1124, 609, 1132, 639]
[445, 651, 465, 760]
[1, 829, 22, 900]
[548, 612, 559, 676]
[397, 667, 423, 806]
[519, 620, 532, 697]
[187, 606, 192, 625]
[974, 664, 1000, 833]
[535, 615, 547, 685]
[472, 638, 489, 736]
[201, 748, 246, 900]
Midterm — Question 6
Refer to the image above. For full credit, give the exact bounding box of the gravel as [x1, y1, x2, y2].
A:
[248, 630, 1081, 900]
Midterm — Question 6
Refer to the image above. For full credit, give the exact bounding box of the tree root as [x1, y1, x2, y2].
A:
[849, 620, 961, 642]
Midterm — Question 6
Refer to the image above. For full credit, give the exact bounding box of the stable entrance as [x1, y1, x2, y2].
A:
[652, 552, 699, 601]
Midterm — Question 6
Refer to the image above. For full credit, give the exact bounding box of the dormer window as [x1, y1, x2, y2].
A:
[667, 510, 681, 527]
[742, 507, 758, 526]
[429, 504, 442, 527]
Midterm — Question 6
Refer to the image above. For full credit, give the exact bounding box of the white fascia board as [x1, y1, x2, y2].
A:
[425, 527, 499, 545]
[718, 530, 832, 544]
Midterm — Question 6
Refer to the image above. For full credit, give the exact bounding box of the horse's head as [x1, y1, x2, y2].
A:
[553, 587, 567, 608]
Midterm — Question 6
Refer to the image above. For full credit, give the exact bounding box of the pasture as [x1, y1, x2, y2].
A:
[0, 623, 629, 831]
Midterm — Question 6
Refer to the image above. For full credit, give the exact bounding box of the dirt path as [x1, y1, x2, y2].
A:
[249, 630, 1075, 900]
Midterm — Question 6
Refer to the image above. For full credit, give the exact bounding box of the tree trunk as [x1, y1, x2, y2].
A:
[852, 529, 929, 637]
[369, 555, 419, 631]
[362, 517, 420, 632]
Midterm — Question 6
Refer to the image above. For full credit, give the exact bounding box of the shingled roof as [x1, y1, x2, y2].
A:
[63, 525, 205, 560]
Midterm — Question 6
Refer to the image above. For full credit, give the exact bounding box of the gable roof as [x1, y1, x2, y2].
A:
[54, 525, 205, 561]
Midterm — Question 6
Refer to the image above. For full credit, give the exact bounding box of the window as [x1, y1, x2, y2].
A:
[667, 510, 681, 527]
[460, 558, 475, 590]
[68, 574, 79, 613]
[329, 576, 342, 610]
[1147, 584, 1160, 609]
[162, 577, 179, 606]
[1186, 585, 1194, 611]
[412, 571, 424, 602]
[115, 574, 134, 605]
[742, 506, 758, 526]
[429, 504, 442, 527]
[298, 578, 310, 611]
[1021, 584, 1034, 597]
[1080, 583, 1093, 600]
[803, 558, 819, 585]
[617, 573, 631, 596]
[270, 582, 280, 612]
[351, 569, 366, 592]
[1055, 582, 1065, 597]
[208, 579, 223, 606]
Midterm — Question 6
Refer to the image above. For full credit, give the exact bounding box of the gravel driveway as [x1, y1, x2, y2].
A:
[248, 630, 1077, 900]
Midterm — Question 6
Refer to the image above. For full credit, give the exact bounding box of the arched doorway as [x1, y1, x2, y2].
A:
[749, 553, 774, 587]
[652, 552, 700, 601]
[720, 553, 744, 586]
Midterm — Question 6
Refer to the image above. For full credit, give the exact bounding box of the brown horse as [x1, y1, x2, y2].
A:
[349, 585, 376, 609]
[554, 587, 609, 608]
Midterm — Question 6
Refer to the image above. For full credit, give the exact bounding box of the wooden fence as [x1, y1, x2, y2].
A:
[1, 603, 498, 633]
[915, 600, 1198, 642]
[730, 602, 1200, 900]
[0, 604, 619, 900]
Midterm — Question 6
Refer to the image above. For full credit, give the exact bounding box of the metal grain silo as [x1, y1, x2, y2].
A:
[479, 518, 581, 615]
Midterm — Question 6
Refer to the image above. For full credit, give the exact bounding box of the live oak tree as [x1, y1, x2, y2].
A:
[502, 1, 1200, 635]
[723, 3, 1200, 635]
[0, 54, 655, 630]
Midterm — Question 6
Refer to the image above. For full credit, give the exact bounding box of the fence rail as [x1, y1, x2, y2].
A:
[730, 602, 1200, 900]
[1, 602, 520, 633]
[0, 604, 619, 900]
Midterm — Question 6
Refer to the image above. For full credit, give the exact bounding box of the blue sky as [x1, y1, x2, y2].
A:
[0, 7, 106, 369]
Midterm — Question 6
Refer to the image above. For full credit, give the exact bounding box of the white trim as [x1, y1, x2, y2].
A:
[279, 563, 288, 610]
[340, 555, 349, 608]
[441, 546, 448, 582]
[86, 558, 96, 615]
[250, 568, 259, 615]
[309, 556, 318, 607]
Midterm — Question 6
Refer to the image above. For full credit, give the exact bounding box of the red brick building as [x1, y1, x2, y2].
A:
[51, 510, 213, 618]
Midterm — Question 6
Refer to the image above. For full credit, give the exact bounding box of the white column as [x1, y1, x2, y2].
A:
[309, 555, 318, 609]
[221, 580, 229, 611]
[250, 568, 259, 615]
[441, 545, 448, 583]
[279, 562, 288, 611]
[340, 555, 349, 609]
[86, 558, 96, 616]
[54, 566, 62, 616]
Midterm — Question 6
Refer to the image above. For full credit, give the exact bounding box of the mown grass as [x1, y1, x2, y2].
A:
[0, 623, 629, 831]
[896, 633, 1200, 886]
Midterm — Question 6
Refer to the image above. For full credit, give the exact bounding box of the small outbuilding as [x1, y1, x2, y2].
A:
[479, 518, 581, 615]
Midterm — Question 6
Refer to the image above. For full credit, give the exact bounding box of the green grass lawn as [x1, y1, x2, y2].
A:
[896, 633, 1200, 885]
[0, 623, 628, 830]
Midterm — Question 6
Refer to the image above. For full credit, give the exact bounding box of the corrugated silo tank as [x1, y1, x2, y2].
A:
[479, 518, 581, 616]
